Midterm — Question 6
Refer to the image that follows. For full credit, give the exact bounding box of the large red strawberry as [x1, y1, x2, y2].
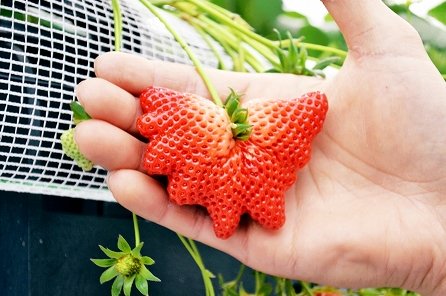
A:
[137, 86, 328, 239]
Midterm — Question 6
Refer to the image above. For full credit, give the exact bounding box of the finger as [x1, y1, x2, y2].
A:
[76, 78, 141, 133]
[321, 0, 419, 52]
[107, 169, 248, 257]
[75, 120, 144, 171]
[94, 51, 252, 98]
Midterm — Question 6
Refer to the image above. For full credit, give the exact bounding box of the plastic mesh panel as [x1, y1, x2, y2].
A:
[0, 0, 230, 201]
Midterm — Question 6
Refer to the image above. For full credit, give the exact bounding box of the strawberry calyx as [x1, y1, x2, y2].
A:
[224, 89, 252, 141]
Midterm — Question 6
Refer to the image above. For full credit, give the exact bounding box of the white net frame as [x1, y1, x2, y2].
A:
[0, 0, 231, 201]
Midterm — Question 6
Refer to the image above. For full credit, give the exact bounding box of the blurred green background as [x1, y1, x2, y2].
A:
[210, 0, 446, 74]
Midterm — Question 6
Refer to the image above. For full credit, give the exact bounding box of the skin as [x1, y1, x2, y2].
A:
[74, 0, 446, 295]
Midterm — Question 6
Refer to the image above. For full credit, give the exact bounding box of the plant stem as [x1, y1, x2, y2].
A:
[132, 213, 141, 246]
[189, 21, 227, 70]
[139, 0, 223, 107]
[111, 0, 123, 51]
[184, 0, 276, 50]
[112, 0, 142, 250]
[274, 39, 348, 58]
[195, 15, 264, 71]
[300, 281, 314, 296]
[177, 234, 215, 296]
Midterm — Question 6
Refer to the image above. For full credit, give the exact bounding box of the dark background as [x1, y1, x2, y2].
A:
[0, 191, 247, 296]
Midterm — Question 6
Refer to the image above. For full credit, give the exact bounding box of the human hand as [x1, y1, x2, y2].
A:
[74, 0, 446, 294]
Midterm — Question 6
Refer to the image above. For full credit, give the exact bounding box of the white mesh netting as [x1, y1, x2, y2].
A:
[0, 0, 230, 201]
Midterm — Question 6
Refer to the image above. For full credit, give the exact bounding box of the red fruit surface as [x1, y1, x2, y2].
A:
[137, 86, 328, 239]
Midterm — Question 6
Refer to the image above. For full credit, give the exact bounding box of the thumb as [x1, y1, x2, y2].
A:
[321, 0, 420, 54]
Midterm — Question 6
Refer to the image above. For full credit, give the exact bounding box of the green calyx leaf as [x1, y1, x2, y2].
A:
[70, 101, 91, 124]
[135, 274, 149, 296]
[91, 258, 117, 268]
[131, 242, 144, 257]
[99, 245, 126, 259]
[112, 275, 125, 296]
[140, 265, 161, 282]
[100, 265, 119, 284]
[118, 235, 132, 253]
[123, 274, 136, 296]
[270, 30, 337, 78]
[224, 90, 252, 141]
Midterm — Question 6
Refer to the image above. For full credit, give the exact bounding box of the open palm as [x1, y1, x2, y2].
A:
[75, 1, 446, 295]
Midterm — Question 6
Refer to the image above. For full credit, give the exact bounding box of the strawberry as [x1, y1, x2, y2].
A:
[137, 86, 328, 239]
[61, 128, 93, 171]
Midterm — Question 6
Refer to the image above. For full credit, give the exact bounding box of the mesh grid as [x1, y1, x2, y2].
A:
[0, 0, 230, 201]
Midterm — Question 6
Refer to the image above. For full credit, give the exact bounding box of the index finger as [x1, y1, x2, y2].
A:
[94, 51, 251, 99]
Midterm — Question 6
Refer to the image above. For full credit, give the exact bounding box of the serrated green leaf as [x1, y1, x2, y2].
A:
[141, 256, 155, 265]
[112, 275, 125, 296]
[140, 265, 161, 282]
[70, 101, 91, 124]
[124, 274, 136, 296]
[100, 265, 119, 284]
[135, 274, 149, 296]
[117, 235, 132, 253]
[131, 242, 144, 257]
[99, 245, 125, 259]
[90, 258, 117, 268]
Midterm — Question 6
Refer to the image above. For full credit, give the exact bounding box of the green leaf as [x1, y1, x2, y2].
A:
[224, 90, 241, 117]
[141, 256, 155, 265]
[100, 266, 119, 284]
[99, 245, 125, 259]
[281, 11, 308, 21]
[204, 269, 215, 279]
[264, 68, 280, 73]
[124, 274, 136, 296]
[112, 275, 125, 296]
[428, 1, 446, 25]
[90, 258, 117, 268]
[135, 274, 149, 296]
[298, 45, 308, 70]
[117, 235, 132, 253]
[231, 108, 248, 123]
[131, 242, 145, 257]
[70, 101, 91, 124]
[312, 56, 341, 70]
[140, 265, 161, 282]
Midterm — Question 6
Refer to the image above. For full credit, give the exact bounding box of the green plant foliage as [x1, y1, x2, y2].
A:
[210, 0, 283, 36]
[428, 1, 446, 25]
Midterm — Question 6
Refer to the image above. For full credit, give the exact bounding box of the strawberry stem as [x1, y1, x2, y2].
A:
[132, 213, 141, 246]
[139, 0, 223, 107]
[177, 234, 215, 296]
[111, 0, 123, 51]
